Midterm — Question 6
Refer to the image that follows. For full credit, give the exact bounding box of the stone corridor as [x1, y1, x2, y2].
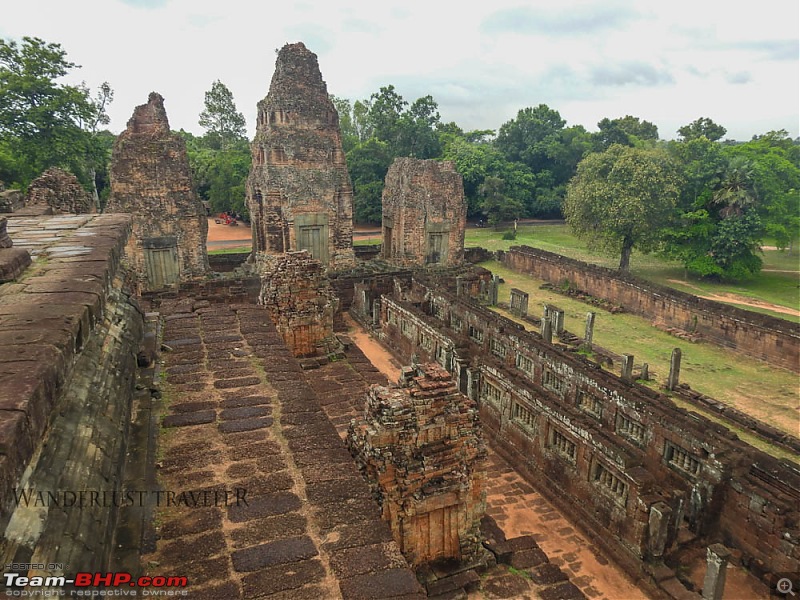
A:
[145, 301, 424, 599]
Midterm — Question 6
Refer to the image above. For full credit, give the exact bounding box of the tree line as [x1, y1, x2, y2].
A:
[1, 36, 797, 281]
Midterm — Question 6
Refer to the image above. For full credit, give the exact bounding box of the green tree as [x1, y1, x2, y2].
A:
[479, 176, 524, 225]
[397, 95, 441, 158]
[495, 104, 566, 172]
[0, 36, 103, 188]
[677, 117, 727, 142]
[198, 80, 247, 150]
[564, 144, 680, 270]
[331, 95, 358, 153]
[346, 138, 393, 224]
[441, 133, 536, 219]
[367, 85, 407, 147]
[594, 115, 659, 150]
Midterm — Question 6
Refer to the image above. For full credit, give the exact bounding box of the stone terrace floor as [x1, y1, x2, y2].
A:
[146, 300, 425, 600]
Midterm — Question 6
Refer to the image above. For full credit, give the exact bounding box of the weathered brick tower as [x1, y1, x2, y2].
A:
[246, 42, 355, 269]
[347, 363, 487, 567]
[107, 92, 209, 291]
[381, 158, 466, 267]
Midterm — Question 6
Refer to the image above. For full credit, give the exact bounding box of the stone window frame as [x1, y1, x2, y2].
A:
[549, 426, 577, 463]
[490, 337, 507, 358]
[432, 300, 447, 322]
[480, 380, 503, 408]
[515, 352, 534, 378]
[387, 307, 398, 326]
[435, 343, 449, 369]
[616, 412, 646, 444]
[512, 401, 537, 432]
[664, 440, 701, 477]
[577, 390, 603, 419]
[542, 367, 565, 396]
[451, 314, 463, 333]
[468, 324, 484, 344]
[420, 330, 433, 351]
[591, 460, 629, 506]
[400, 318, 415, 340]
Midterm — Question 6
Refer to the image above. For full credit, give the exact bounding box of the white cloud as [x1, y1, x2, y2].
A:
[0, 0, 796, 141]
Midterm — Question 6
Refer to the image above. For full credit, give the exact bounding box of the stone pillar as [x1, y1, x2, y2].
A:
[640, 363, 649, 381]
[0, 216, 11, 248]
[702, 544, 731, 600]
[372, 298, 380, 327]
[510, 288, 529, 317]
[489, 275, 499, 306]
[466, 368, 479, 401]
[542, 318, 553, 344]
[545, 304, 565, 334]
[456, 276, 464, 297]
[621, 354, 634, 381]
[647, 502, 672, 561]
[667, 348, 682, 391]
[584, 312, 596, 347]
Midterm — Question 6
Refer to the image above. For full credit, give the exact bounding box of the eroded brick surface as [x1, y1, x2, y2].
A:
[107, 92, 208, 290]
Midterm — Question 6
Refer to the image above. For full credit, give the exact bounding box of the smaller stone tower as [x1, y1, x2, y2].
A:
[381, 158, 466, 267]
[107, 92, 208, 291]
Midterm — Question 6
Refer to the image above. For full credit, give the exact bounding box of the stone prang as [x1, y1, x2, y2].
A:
[246, 42, 355, 269]
[347, 363, 487, 567]
[382, 158, 466, 267]
[26, 168, 93, 214]
[107, 92, 208, 291]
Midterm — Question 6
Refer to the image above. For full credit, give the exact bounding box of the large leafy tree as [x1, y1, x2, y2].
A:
[663, 130, 798, 279]
[564, 144, 681, 270]
[346, 137, 393, 224]
[0, 36, 106, 189]
[594, 115, 659, 150]
[677, 117, 727, 142]
[198, 80, 247, 150]
[441, 133, 537, 221]
[495, 105, 591, 213]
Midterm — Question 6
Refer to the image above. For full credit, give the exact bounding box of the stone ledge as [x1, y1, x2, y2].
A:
[0, 248, 31, 282]
[0, 214, 132, 499]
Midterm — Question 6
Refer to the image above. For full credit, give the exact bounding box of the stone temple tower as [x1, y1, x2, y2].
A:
[107, 92, 209, 291]
[246, 42, 355, 269]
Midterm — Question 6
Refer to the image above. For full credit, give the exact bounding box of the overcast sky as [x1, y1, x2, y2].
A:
[2, 0, 798, 141]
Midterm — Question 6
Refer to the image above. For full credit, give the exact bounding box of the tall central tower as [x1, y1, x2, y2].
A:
[246, 42, 355, 269]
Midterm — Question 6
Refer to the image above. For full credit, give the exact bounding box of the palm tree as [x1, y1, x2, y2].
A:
[713, 156, 758, 218]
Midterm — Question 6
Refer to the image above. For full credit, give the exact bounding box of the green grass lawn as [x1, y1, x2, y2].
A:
[479, 260, 800, 444]
[466, 224, 799, 321]
[208, 245, 251, 255]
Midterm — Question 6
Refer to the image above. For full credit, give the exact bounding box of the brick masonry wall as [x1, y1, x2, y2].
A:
[373, 277, 800, 586]
[382, 158, 466, 267]
[502, 246, 800, 372]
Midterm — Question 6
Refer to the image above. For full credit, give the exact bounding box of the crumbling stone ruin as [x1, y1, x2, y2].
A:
[25, 167, 93, 214]
[0, 216, 31, 281]
[107, 92, 208, 291]
[0, 181, 24, 213]
[258, 250, 339, 357]
[246, 42, 355, 269]
[347, 363, 487, 567]
[2, 40, 797, 600]
[382, 158, 466, 267]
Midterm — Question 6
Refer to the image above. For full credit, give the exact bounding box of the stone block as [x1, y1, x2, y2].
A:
[231, 535, 318, 572]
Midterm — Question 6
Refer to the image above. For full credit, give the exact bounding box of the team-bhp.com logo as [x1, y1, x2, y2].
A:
[4, 572, 188, 596]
